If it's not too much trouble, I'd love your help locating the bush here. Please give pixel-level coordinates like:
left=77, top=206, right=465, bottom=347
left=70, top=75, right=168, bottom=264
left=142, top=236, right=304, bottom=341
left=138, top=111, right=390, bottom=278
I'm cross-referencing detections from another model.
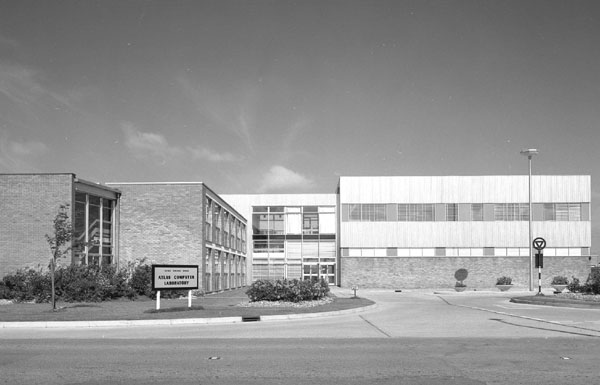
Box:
left=0, top=282, right=10, bottom=299
left=130, top=264, right=153, bottom=297
left=551, top=276, right=569, bottom=285
left=584, top=268, right=600, bottom=295
left=2, top=264, right=138, bottom=303
left=246, top=278, right=330, bottom=303
left=496, top=276, right=512, bottom=285
left=567, top=276, right=583, bottom=293
left=2, top=267, right=51, bottom=303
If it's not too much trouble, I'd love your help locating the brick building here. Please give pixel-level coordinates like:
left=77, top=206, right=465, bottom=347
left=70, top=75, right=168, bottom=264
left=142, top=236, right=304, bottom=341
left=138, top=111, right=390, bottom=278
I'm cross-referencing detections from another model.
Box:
left=1, top=173, right=594, bottom=290
left=106, top=182, right=247, bottom=292
left=0, top=175, right=247, bottom=293
left=0, top=173, right=120, bottom=274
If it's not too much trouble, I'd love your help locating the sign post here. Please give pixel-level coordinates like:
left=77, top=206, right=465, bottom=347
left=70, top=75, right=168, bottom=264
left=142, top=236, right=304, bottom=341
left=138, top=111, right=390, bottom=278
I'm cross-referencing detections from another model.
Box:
left=152, top=265, right=199, bottom=310
left=533, top=237, right=546, bottom=296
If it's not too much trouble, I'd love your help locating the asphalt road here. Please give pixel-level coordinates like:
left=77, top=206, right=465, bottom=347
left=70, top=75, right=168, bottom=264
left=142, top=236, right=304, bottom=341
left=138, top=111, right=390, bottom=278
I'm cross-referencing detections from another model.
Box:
left=2, top=289, right=600, bottom=385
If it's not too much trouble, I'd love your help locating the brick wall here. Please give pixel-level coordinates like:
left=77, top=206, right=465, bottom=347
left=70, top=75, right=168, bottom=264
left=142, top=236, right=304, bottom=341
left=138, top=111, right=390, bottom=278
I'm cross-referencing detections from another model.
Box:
left=340, top=256, right=593, bottom=289
left=0, top=174, right=74, bottom=277
left=113, top=183, right=205, bottom=269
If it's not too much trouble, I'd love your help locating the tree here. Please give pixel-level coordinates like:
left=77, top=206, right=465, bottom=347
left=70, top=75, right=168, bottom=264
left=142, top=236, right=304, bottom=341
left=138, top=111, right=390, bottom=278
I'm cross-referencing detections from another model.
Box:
left=45, top=204, right=73, bottom=310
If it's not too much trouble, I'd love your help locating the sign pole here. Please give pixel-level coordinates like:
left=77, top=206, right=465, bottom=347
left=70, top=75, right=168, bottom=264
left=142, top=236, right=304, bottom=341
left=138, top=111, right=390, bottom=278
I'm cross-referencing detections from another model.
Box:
left=188, top=290, right=192, bottom=308
left=538, top=265, right=542, bottom=295
left=156, top=290, right=161, bottom=310
left=533, top=238, right=546, bottom=297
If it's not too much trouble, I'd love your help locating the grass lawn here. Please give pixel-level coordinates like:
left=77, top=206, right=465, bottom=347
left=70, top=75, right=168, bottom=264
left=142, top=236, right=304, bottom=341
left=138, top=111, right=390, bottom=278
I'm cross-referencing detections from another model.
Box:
left=0, top=289, right=374, bottom=322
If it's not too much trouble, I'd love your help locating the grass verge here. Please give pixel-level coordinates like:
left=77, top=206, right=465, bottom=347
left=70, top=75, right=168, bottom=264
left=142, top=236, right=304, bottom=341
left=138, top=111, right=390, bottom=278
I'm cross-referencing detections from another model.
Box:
left=0, top=289, right=374, bottom=322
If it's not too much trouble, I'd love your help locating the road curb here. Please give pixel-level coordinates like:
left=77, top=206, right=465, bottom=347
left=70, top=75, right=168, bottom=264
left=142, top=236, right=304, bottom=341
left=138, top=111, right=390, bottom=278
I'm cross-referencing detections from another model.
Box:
left=0, top=303, right=377, bottom=329
left=510, top=296, right=600, bottom=309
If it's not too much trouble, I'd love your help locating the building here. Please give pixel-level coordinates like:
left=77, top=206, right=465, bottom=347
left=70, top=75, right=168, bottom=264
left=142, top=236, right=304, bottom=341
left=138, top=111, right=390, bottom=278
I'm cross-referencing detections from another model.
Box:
left=0, top=176, right=247, bottom=293
left=0, top=173, right=121, bottom=273
left=221, top=194, right=338, bottom=284
left=337, top=176, right=592, bottom=288
left=0, top=173, right=593, bottom=290
left=105, top=182, right=247, bottom=292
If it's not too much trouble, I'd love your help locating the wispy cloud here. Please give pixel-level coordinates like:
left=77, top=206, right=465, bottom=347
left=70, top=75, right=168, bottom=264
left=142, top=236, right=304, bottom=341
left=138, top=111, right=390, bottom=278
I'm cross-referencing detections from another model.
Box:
left=0, top=62, right=83, bottom=121
left=177, top=76, right=256, bottom=153
left=257, top=165, right=315, bottom=193
left=0, top=130, right=48, bottom=172
left=187, top=146, right=240, bottom=162
left=122, top=123, right=239, bottom=164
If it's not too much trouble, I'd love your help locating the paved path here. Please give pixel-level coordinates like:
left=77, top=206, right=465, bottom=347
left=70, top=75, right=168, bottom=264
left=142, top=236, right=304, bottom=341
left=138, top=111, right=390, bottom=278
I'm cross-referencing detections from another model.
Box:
left=2, top=288, right=599, bottom=339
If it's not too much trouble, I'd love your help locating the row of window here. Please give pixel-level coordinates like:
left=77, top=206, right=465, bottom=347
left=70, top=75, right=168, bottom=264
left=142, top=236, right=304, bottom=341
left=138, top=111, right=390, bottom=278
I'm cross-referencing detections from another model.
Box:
left=205, top=197, right=247, bottom=252
left=343, top=203, right=587, bottom=222
left=343, top=247, right=591, bottom=257
left=252, top=205, right=336, bottom=235
left=204, top=247, right=246, bottom=292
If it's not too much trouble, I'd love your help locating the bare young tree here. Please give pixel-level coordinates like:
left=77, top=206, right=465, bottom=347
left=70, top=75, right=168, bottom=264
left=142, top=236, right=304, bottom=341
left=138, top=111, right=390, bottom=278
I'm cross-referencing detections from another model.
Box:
left=45, top=204, right=73, bottom=311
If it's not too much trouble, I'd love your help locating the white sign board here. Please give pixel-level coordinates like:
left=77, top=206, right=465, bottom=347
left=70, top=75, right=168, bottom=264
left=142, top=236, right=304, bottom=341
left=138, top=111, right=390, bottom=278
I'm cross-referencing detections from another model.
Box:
left=152, top=265, right=199, bottom=290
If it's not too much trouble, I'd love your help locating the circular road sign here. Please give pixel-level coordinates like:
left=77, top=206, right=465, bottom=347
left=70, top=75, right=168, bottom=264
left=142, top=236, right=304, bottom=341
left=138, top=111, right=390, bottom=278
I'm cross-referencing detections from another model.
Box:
left=533, top=237, right=546, bottom=251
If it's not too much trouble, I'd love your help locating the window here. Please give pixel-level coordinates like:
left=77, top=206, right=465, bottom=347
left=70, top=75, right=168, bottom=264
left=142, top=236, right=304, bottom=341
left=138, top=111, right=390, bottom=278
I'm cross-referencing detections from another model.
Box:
left=348, top=204, right=361, bottom=221
left=361, top=204, right=386, bottom=221
left=494, top=204, right=529, bottom=221
left=471, top=204, right=483, bottom=221
left=543, top=203, right=581, bottom=221
left=398, top=204, right=434, bottom=221
left=270, top=213, right=284, bottom=234
left=344, top=204, right=386, bottom=221
left=252, top=213, right=269, bottom=235
left=73, top=192, right=115, bottom=266
left=446, top=204, right=458, bottom=221
left=303, top=212, right=319, bottom=234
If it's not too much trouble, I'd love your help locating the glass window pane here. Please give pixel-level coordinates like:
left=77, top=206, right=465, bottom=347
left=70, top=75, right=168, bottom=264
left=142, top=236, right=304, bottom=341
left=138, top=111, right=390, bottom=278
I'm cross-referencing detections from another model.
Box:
left=348, top=204, right=361, bottom=221
left=543, top=203, right=555, bottom=221
left=398, top=204, right=408, bottom=221
left=556, top=204, right=569, bottom=221
left=303, top=213, right=319, bottom=234
left=569, top=203, right=581, bottom=221
left=471, top=204, right=483, bottom=221
left=446, top=204, right=458, bottom=221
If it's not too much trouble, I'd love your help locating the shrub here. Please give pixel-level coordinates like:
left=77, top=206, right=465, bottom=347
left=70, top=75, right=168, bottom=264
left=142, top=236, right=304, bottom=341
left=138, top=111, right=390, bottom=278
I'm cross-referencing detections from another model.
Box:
left=246, top=278, right=330, bottom=303
left=2, top=268, right=50, bottom=303
left=2, top=264, right=140, bottom=303
left=454, top=268, right=468, bottom=287
left=584, top=268, right=600, bottom=295
left=0, top=282, right=10, bottom=299
left=130, top=264, right=153, bottom=297
left=496, top=276, right=512, bottom=285
left=567, top=276, right=583, bottom=293
left=551, top=276, right=568, bottom=285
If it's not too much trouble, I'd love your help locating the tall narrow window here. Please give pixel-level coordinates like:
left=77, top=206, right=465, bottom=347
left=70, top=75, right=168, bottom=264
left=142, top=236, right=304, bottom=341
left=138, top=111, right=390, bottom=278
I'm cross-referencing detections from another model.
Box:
left=446, top=204, right=458, bottom=221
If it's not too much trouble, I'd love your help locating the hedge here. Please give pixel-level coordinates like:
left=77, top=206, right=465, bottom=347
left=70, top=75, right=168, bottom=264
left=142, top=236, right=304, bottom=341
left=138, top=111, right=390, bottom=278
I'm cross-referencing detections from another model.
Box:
left=246, top=278, right=330, bottom=302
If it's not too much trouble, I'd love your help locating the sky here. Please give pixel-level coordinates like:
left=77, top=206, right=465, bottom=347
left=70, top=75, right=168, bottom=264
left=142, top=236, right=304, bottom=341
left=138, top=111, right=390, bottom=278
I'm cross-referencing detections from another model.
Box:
left=1, top=0, right=599, bottom=246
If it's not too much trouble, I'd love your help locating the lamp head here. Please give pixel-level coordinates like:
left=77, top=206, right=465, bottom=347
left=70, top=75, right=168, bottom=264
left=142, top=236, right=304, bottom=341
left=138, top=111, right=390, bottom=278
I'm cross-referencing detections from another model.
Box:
left=520, top=149, right=539, bottom=158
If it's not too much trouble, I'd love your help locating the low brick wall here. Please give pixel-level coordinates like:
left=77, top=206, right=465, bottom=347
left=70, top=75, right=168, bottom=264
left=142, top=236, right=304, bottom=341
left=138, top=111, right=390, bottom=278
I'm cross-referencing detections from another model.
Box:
left=340, top=256, right=592, bottom=289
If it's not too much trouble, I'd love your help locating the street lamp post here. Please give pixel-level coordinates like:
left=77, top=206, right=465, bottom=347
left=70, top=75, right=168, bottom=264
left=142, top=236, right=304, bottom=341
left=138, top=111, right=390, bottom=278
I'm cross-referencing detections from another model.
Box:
left=521, top=149, right=539, bottom=291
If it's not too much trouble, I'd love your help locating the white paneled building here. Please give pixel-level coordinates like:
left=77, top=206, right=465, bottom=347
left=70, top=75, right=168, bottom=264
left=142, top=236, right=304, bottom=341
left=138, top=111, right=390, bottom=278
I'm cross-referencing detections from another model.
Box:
left=338, top=175, right=592, bottom=288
